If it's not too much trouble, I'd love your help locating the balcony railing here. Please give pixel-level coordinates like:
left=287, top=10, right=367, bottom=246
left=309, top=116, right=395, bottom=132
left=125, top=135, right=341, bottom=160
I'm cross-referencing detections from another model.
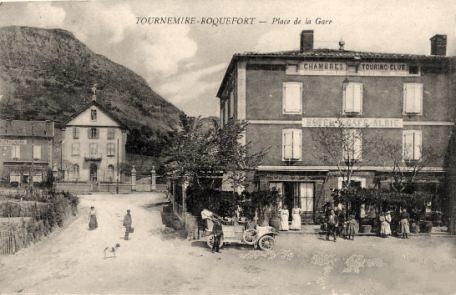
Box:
left=84, top=153, right=103, bottom=161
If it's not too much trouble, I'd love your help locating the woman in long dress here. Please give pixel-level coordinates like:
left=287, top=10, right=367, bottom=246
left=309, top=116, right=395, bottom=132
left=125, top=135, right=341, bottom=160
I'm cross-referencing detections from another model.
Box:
left=379, top=212, right=391, bottom=237
left=280, top=205, right=289, bottom=231
left=290, top=206, right=301, bottom=230
left=88, top=206, right=98, bottom=230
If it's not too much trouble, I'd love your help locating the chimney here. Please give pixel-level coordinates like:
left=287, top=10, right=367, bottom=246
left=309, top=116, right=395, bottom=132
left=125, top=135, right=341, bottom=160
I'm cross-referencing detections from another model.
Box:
left=300, top=30, right=314, bottom=52
left=430, top=34, right=447, bottom=56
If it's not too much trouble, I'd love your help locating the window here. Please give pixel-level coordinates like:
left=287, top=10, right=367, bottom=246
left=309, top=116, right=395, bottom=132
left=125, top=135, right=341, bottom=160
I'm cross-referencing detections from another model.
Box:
left=91, top=109, right=97, bottom=121
left=283, top=82, right=302, bottom=114
left=88, top=128, right=99, bottom=139
left=343, top=82, right=363, bottom=114
left=73, top=127, right=79, bottom=139
left=72, top=164, right=80, bottom=180
left=403, top=130, right=422, bottom=161
left=229, top=91, right=235, bottom=118
left=107, top=128, right=115, bottom=140
left=32, top=145, right=41, bottom=160
left=282, top=129, right=302, bottom=161
left=11, top=145, right=20, bottom=159
left=299, top=183, right=314, bottom=212
left=89, top=143, right=98, bottom=155
left=342, top=129, right=362, bottom=161
left=107, top=143, right=115, bottom=156
left=71, top=143, right=80, bottom=156
left=224, top=100, right=229, bottom=124
left=403, top=83, right=423, bottom=114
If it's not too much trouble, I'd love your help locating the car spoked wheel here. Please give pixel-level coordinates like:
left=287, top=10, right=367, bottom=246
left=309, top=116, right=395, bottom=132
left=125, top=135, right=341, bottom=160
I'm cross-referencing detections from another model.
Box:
left=258, top=235, right=275, bottom=251
left=242, top=229, right=257, bottom=245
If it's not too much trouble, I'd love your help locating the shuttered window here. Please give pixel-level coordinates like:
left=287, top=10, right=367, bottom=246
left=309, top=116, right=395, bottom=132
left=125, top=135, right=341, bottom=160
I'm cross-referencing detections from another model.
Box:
left=88, top=128, right=99, bottom=139
left=32, top=145, right=41, bottom=160
left=403, top=130, right=422, bottom=161
left=89, top=143, right=98, bottom=155
left=71, top=143, right=80, bottom=156
left=282, top=129, right=302, bottom=161
left=107, top=128, right=115, bottom=140
left=11, top=145, right=20, bottom=159
left=342, top=129, right=362, bottom=161
left=107, top=143, right=116, bottom=156
left=283, top=82, right=302, bottom=114
left=343, top=82, right=363, bottom=114
left=403, top=83, right=423, bottom=114
left=73, top=127, right=79, bottom=139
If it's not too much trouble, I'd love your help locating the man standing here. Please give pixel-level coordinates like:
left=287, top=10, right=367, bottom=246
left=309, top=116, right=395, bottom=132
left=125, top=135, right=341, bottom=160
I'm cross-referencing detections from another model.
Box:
left=326, top=209, right=338, bottom=242
left=123, top=209, right=132, bottom=240
left=212, top=219, right=223, bottom=253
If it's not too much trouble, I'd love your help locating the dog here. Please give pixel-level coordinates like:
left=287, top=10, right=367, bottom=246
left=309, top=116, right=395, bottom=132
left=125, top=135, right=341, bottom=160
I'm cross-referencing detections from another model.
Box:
left=103, top=243, right=120, bottom=258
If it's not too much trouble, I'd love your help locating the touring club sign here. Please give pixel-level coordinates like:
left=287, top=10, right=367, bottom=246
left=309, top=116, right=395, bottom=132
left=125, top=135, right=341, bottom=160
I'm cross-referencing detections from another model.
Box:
left=287, top=62, right=415, bottom=76
left=302, top=117, right=403, bottom=129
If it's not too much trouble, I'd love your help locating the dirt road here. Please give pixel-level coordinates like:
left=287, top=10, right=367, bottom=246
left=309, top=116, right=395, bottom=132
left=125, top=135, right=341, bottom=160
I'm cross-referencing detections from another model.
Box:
left=0, top=193, right=455, bottom=294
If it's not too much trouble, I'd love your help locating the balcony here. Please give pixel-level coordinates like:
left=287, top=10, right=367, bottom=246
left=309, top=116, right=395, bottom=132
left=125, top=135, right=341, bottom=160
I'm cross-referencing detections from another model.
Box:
left=84, top=153, right=103, bottom=161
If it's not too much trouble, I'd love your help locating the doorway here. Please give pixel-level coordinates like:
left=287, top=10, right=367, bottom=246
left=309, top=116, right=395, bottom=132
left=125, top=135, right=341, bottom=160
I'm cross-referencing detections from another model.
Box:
left=89, top=163, right=98, bottom=182
left=282, top=182, right=315, bottom=222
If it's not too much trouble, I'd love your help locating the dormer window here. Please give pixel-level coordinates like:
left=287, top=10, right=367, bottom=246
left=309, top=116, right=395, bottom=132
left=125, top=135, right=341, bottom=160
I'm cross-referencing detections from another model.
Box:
left=91, top=110, right=97, bottom=121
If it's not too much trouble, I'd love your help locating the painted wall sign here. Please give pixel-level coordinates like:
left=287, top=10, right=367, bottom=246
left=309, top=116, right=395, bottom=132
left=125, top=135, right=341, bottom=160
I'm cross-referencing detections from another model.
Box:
left=302, top=117, right=403, bottom=128
left=0, top=139, right=27, bottom=145
left=287, top=62, right=416, bottom=76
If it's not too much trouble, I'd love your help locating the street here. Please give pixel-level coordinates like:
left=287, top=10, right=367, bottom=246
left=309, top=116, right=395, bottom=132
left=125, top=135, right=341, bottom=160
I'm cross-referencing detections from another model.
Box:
left=0, top=192, right=455, bottom=295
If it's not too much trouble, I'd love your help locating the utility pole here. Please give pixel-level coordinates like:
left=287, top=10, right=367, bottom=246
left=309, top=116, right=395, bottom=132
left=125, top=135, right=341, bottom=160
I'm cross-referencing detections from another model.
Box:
left=30, top=123, right=34, bottom=190
left=116, top=138, right=119, bottom=194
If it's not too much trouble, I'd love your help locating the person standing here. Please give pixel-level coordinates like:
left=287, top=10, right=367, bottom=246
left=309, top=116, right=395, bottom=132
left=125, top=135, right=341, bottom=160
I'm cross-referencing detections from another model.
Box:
left=88, top=206, right=98, bottom=230
left=400, top=208, right=410, bottom=239
left=290, top=206, right=301, bottom=230
left=326, top=209, right=337, bottom=242
left=123, top=209, right=132, bottom=240
left=346, top=214, right=356, bottom=240
left=212, top=219, right=223, bottom=253
left=280, top=205, right=289, bottom=231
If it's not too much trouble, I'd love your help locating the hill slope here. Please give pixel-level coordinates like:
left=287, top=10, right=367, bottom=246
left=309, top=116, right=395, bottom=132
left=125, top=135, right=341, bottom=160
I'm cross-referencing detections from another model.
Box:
left=0, top=26, right=183, bottom=155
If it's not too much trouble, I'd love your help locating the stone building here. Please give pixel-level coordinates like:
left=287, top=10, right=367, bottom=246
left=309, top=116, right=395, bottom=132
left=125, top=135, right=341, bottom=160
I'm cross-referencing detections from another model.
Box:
left=0, top=119, right=54, bottom=184
left=217, top=30, right=453, bottom=223
left=60, top=97, right=127, bottom=184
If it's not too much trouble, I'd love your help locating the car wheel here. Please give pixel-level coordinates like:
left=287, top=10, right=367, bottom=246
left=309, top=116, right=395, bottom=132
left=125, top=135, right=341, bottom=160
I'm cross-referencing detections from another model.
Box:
left=258, top=235, right=275, bottom=251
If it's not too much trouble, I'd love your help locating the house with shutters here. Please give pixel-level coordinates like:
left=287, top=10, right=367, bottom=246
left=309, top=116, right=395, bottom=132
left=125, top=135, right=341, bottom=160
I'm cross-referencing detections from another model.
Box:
left=217, top=30, right=454, bottom=223
left=0, top=119, right=54, bottom=185
left=61, top=96, right=127, bottom=184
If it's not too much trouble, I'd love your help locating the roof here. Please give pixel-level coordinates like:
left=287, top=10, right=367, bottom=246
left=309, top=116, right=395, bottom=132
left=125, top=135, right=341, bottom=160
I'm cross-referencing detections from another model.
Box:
left=0, top=120, right=54, bottom=138
left=62, top=100, right=127, bottom=129
left=217, top=48, right=450, bottom=97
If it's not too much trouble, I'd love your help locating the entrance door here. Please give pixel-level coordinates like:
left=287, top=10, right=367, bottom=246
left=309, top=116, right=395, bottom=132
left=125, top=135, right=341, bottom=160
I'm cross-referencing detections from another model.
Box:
left=299, top=183, right=314, bottom=219
left=89, top=163, right=98, bottom=182
left=283, top=182, right=299, bottom=220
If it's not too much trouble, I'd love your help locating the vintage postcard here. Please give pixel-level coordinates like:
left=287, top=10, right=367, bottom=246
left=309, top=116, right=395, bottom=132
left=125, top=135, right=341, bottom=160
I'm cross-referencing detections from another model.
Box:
left=0, top=0, right=455, bottom=294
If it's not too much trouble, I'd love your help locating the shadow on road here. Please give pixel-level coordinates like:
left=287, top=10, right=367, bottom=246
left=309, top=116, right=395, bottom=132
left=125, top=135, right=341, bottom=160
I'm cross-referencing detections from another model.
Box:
left=142, top=201, right=170, bottom=211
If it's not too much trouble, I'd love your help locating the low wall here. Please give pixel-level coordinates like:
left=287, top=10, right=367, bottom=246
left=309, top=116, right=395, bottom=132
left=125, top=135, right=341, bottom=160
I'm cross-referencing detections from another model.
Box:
left=55, top=182, right=91, bottom=194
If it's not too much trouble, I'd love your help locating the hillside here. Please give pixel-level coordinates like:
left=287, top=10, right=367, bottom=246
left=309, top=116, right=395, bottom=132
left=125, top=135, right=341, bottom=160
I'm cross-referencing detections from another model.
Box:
left=0, top=26, right=184, bottom=155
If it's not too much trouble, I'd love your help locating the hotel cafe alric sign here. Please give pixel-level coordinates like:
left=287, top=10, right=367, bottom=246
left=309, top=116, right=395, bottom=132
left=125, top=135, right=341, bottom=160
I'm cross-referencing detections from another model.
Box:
left=302, top=117, right=404, bottom=129
left=286, top=61, right=418, bottom=76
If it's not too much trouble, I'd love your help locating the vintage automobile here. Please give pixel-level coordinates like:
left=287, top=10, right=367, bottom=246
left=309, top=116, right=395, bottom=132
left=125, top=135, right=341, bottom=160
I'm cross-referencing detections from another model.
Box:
left=201, top=209, right=278, bottom=251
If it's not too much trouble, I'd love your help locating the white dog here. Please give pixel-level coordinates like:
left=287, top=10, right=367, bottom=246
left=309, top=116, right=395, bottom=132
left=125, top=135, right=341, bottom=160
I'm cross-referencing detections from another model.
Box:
left=103, top=243, right=120, bottom=258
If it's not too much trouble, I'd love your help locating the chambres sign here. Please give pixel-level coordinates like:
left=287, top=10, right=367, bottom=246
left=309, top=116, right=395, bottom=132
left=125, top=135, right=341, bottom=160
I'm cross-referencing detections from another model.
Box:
left=287, top=62, right=414, bottom=76
left=302, top=117, right=403, bottom=128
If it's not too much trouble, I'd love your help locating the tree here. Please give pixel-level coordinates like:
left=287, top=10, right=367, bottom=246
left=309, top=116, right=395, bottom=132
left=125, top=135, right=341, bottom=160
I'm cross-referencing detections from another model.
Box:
left=376, top=137, right=439, bottom=192
left=311, top=118, right=377, bottom=190
left=164, top=114, right=267, bottom=190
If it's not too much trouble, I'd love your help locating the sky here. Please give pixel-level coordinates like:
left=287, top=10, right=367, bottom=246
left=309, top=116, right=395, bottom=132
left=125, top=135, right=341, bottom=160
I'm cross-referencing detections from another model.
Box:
left=0, top=0, right=455, bottom=117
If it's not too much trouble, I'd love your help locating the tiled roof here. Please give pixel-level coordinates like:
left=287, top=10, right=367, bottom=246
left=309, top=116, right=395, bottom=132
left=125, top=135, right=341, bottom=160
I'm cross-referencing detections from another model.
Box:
left=0, top=120, right=54, bottom=137
left=235, top=48, right=449, bottom=61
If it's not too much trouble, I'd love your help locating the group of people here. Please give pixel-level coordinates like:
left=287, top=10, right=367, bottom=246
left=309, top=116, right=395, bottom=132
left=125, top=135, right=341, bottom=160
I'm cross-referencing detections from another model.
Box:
left=325, top=209, right=357, bottom=242
left=379, top=208, right=411, bottom=239
left=323, top=206, right=411, bottom=241
left=279, top=205, right=302, bottom=231
left=88, top=206, right=134, bottom=240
